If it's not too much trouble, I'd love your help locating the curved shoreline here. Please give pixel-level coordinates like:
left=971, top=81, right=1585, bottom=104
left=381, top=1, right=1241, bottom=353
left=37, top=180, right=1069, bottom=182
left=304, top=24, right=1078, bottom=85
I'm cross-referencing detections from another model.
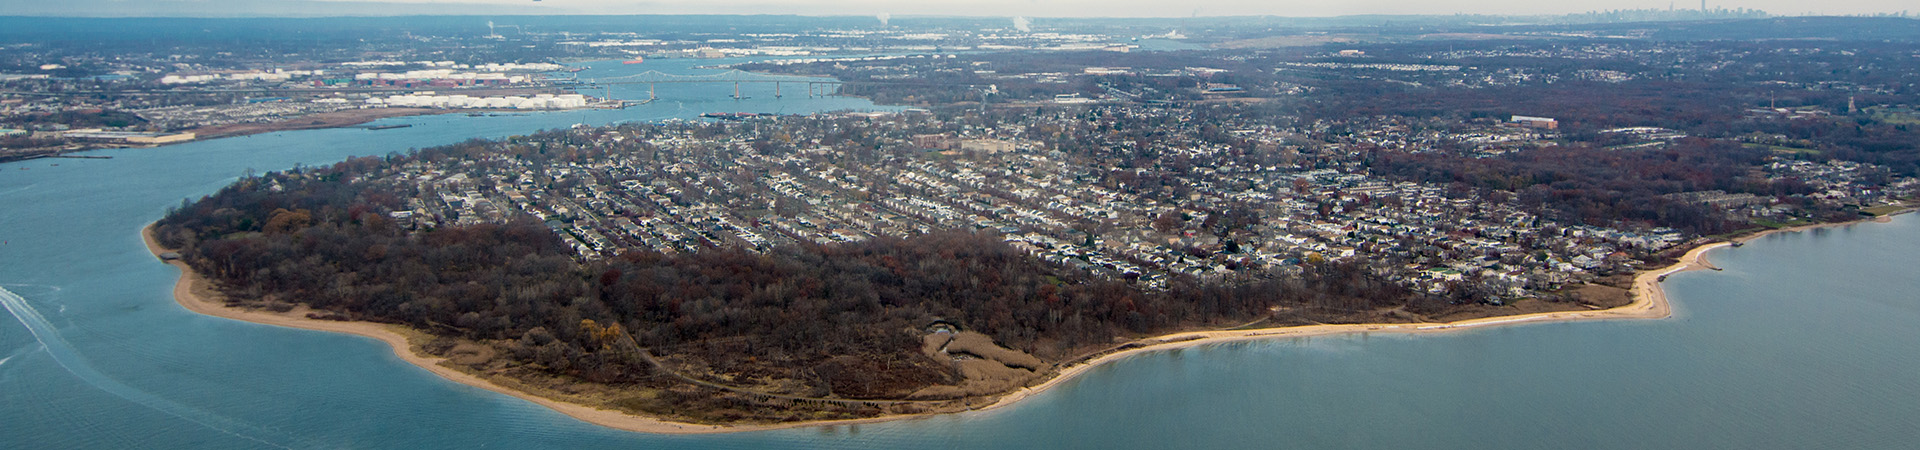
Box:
left=142, top=213, right=1898, bottom=434
left=144, top=224, right=755, bottom=435
left=978, top=238, right=1711, bottom=414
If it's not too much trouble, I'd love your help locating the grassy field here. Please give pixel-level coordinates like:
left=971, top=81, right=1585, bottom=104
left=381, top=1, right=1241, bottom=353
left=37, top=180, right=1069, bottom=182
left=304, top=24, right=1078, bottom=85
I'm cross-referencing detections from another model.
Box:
left=1864, top=106, right=1920, bottom=125
left=1742, top=143, right=1821, bottom=155
left=1861, top=204, right=1912, bottom=216
left=1749, top=218, right=1813, bottom=229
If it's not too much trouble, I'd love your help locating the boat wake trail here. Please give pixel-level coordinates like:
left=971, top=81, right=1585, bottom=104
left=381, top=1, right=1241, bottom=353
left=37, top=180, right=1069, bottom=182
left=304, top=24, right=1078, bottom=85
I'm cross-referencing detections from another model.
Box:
left=0, top=286, right=312, bottom=449
left=0, top=184, right=34, bottom=197
left=0, top=338, right=39, bottom=371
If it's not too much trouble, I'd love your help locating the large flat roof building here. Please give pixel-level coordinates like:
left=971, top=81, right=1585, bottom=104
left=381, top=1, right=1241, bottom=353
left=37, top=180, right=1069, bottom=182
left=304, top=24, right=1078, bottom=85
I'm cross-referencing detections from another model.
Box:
left=1510, top=115, right=1558, bottom=130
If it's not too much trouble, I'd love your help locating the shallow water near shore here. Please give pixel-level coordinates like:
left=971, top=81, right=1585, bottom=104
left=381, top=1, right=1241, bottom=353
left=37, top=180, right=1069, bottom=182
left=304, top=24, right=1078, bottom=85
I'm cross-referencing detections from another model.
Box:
left=4, top=60, right=1920, bottom=448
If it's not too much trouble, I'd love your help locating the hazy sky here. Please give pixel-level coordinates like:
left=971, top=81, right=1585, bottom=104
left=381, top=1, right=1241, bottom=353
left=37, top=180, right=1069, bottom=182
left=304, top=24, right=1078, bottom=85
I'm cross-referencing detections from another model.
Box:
left=2, top=0, right=1910, bottom=17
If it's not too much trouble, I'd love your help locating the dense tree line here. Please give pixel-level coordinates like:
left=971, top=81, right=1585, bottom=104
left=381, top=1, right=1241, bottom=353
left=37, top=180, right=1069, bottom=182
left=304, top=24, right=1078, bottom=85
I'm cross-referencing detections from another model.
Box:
left=1, top=108, right=148, bottom=130
left=153, top=146, right=1433, bottom=407
left=1365, top=139, right=1837, bottom=234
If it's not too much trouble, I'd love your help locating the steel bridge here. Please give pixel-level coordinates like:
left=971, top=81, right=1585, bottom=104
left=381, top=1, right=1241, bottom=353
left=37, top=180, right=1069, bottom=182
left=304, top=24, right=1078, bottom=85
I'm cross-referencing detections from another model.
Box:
left=557, top=69, right=849, bottom=100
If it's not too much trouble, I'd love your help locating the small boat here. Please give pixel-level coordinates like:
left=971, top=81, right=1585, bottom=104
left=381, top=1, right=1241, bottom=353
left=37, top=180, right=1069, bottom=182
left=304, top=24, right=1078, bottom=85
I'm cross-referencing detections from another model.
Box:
left=367, top=124, right=413, bottom=130
left=622, top=57, right=645, bottom=65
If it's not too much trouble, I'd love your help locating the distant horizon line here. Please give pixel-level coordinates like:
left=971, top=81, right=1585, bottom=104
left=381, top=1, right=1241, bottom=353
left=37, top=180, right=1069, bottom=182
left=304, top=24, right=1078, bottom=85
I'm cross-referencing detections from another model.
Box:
left=12, top=11, right=1902, bottom=21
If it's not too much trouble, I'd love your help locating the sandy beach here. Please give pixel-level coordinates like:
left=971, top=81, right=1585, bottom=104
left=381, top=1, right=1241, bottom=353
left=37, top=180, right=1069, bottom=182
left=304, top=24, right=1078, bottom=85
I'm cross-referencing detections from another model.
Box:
left=1731, top=211, right=1906, bottom=244
left=977, top=238, right=1719, bottom=413
left=143, top=224, right=768, bottom=434
left=142, top=211, right=1901, bottom=434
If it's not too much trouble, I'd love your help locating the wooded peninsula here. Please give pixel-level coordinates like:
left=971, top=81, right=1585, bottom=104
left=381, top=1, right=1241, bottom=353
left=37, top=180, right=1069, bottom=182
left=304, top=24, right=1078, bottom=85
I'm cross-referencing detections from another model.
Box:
left=148, top=105, right=1914, bottom=427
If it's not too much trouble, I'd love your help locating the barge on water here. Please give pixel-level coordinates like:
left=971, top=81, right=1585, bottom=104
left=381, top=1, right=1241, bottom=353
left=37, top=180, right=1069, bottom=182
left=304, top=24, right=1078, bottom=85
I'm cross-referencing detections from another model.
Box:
left=700, top=112, right=763, bottom=121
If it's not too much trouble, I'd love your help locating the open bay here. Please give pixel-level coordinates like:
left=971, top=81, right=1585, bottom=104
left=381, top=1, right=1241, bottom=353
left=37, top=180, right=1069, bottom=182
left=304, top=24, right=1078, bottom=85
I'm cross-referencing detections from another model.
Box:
left=3, top=58, right=1918, bottom=449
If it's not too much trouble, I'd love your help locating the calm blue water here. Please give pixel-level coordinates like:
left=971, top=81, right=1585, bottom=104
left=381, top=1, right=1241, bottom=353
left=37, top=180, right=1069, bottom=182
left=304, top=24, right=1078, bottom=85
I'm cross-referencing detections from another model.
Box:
left=4, top=59, right=1920, bottom=448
